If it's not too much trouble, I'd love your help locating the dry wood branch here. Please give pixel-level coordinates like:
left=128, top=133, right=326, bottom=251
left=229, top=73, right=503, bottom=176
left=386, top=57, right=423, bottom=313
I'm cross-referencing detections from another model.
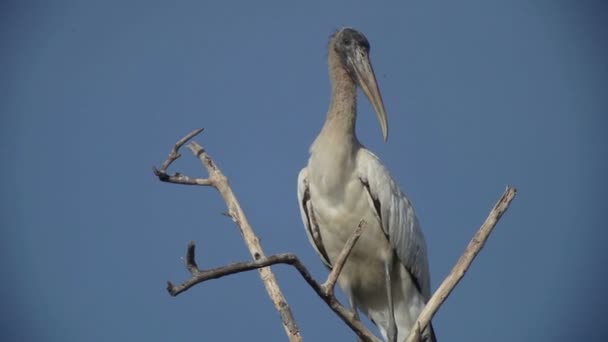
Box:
left=167, top=228, right=382, bottom=342
left=152, top=128, right=212, bottom=186
left=154, top=130, right=300, bottom=342
left=321, top=220, right=365, bottom=297
left=405, top=186, right=517, bottom=342
left=185, top=141, right=301, bottom=340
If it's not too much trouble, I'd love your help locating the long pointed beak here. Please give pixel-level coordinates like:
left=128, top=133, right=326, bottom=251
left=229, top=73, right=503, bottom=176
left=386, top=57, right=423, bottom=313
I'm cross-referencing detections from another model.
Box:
left=350, top=50, right=389, bottom=142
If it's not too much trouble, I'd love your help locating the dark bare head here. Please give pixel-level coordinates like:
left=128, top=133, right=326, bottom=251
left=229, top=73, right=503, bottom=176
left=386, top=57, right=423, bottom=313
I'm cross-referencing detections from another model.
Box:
left=329, top=28, right=388, bottom=141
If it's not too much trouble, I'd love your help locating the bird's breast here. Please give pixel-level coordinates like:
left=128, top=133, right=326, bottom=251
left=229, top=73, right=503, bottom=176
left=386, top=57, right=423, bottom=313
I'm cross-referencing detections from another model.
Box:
left=309, top=173, right=392, bottom=295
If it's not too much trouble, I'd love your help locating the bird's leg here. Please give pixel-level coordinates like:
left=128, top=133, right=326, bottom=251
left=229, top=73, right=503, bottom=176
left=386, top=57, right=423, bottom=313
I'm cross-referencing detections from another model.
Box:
left=348, top=295, right=364, bottom=342
left=385, top=261, right=397, bottom=342
left=348, top=295, right=360, bottom=321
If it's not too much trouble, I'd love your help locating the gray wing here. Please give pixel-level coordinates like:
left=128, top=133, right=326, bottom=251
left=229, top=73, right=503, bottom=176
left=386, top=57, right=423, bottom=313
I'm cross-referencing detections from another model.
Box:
left=297, top=167, right=332, bottom=269
left=356, top=149, right=432, bottom=300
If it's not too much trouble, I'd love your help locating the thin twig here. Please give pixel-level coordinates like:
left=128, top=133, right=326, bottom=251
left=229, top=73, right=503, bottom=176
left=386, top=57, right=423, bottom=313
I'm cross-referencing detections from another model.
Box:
left=160, top=128, right=203, bottom=171
left=166, top=248, right=294, bottom=296
left=405, top=186, right=517, bottom=342
left=322, top=220, right=365, bottom=297
left=153, top=128, right=212, bottom=186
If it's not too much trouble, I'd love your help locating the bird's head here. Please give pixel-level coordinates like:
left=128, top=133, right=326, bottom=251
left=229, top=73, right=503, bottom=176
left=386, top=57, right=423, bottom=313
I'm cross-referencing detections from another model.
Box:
left=331, top=28, right=388, bottom=142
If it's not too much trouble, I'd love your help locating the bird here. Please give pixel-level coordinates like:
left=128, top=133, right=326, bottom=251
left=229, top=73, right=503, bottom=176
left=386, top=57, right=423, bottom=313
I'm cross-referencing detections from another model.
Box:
left=297, top=27, right=436, bottom=342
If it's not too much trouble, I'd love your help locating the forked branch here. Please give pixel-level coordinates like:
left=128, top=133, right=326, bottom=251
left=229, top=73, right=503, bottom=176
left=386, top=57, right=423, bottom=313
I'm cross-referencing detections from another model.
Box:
left=167, top=221, right=381, bottom=342
left=154, top=129, right=300, bottom=342
left=153, top=128, right=211, bottom=186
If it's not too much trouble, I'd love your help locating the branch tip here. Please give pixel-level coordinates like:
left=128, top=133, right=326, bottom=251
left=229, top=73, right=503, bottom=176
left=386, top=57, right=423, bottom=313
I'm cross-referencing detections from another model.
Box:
left=322, top=220, right=365, bottom=292
left=166, top=281, right=177, bottom=296
left=405, top=187, right=517, bottom=342
left=185, top=242, right=199, bottom=272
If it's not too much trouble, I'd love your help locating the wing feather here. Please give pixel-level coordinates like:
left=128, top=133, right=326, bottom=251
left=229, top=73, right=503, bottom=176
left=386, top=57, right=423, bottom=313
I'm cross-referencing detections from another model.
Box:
left=297, top=167, right=332, bottom=269
left=356, top=150, right=432, bottom=300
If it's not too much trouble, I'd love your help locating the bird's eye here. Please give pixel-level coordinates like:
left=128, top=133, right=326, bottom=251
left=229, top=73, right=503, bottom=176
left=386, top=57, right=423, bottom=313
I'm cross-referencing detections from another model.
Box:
left=342, top=38, right=352, bottom=46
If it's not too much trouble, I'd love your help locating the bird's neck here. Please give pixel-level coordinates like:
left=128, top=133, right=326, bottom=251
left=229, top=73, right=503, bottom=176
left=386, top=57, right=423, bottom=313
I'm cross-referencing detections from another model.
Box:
left=310, top=58, right=360, bottom=179
left=317, top=57, right=358, bottom=147
left=308, top=52, right=361, bottom=191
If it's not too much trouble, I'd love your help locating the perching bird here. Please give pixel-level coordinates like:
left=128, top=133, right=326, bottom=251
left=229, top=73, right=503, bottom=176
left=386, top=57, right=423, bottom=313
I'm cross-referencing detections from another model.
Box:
left=297, top=28, right=436, bottom=342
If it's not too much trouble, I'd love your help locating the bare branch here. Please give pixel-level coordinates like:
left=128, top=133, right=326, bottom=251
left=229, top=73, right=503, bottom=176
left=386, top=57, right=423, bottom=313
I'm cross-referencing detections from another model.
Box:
left=157, top=136, right=301, bottom=341
left=153, top=128, right=212, bottom=186
left=405, top=186, right=517, bottom=342
left=156, top=128, right=204, bottom=173
left=167, top=239, right=382, bottom=342
left=322, top=220, right=365, bottom=297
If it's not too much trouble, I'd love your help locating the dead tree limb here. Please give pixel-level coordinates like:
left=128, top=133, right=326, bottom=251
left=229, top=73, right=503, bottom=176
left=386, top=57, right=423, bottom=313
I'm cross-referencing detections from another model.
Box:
left=154, top=129, right=301, bottom=342
left=405, top=186, right=517, bottom=342
left=153, top=128, right=212, bottom=186
left=166, top=222, right=382, bottom=342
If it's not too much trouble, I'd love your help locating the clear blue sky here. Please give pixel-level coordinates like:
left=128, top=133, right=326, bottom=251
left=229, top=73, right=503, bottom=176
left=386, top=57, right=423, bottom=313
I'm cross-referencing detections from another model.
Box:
left=2, top=1, right=607, bottom=341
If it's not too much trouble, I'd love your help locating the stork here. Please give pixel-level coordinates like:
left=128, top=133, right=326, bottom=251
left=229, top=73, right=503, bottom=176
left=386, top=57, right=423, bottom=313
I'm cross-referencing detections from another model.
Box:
left=297, top=28, right=436, bottom=342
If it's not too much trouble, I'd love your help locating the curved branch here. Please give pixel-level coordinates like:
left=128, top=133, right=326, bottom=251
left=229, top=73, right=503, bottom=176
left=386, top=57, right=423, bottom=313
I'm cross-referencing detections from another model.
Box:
left=152, top=128, right=211, bottom=186
left=167, top=225, right=382, bottom=342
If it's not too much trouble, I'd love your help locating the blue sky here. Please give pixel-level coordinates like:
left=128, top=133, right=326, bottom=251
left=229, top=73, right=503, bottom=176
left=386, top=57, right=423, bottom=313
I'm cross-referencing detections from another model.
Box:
left=2, top=1, right=607, bottom=341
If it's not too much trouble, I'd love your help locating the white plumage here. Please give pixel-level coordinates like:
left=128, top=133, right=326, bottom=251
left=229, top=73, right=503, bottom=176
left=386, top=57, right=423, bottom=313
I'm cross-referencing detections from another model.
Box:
left=297, top=28, right=436, bottom=342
